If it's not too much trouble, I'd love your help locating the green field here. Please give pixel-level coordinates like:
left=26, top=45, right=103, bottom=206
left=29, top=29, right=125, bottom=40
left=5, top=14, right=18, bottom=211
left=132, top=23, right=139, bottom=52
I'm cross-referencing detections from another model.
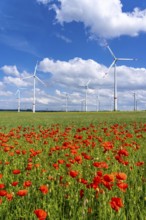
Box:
left=0, top=111, right=146, bottom=219
left=1, top=111, right=146, bottom=126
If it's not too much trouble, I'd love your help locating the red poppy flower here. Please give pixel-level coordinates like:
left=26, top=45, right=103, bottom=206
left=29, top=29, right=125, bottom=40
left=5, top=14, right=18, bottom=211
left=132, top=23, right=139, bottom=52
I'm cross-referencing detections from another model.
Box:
left=11, top=181, right=19, bottom=186
left=6, top=193, right=13, bottom=201
left=117, top=182, right=128, bottom=192
left=135, top=161, right=144, bottom=166
left=69, top=170, right=79, bottom=178
left=74, top=155, right=82, bottom=164
left=23, top=180, right=32, bottom=188
left=0, top=190, right=7, bottom=196
left=102, top=181, right=113, bottom=190
left=93, top=161, right=108, bottom=169
left=17, top=189, right=28, bottom=196
left=102, top=141, right=114, bottom=152
left=110, top=197, right=123, bottom=212
left=34, top=209, right=47, bottom=220
left=97, top=171, right=102, bottom=177
left=58, top=159, right=65, bottom=164
left=78, top=178, right=88, bottom=184
left=93, top=176, right=102, bottom=185
left=15, top=150, right=21, bottom=154
left=103, top=174, right=114, bottom=182
left=53, top=163, right=59, bottom=170
left=39, top=185, right=48, bottom=194
left=0, top=184, right=5, bottom=189
left=12, top=169, right=21, bottom=174
left=80, top=189, right=84, bottom=198
left=118, top=149, right=129, bottom=156
left=116, top=172, right=127, bottom=181
left=66, top=163, right=71, bottom=168
left=22, top=150, right=27, bottom=155
left=83, top=154, right=91, bottom=160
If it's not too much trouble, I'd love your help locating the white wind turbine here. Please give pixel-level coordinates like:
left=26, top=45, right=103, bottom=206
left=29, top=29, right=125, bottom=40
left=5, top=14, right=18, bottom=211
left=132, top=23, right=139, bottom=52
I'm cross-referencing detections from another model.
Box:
left=84, top=80, right=91, bottom=112
left=96, top=89, right=100, bottom=112
left=22, top=62, right=46, bottom=113
left=133, top=91, right=137, bottom=111
left=15, top=89, right=21, bottom=112
left=105, top=45, right=136, bottom=111
left=65, top=93, right=69, bottom=112
left=15, top=88, right=25, bottom=112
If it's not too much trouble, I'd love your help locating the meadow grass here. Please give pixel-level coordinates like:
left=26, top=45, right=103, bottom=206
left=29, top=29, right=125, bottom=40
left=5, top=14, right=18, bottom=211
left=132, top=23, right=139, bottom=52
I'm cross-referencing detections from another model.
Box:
left=1, top=111, right=146, bottom=127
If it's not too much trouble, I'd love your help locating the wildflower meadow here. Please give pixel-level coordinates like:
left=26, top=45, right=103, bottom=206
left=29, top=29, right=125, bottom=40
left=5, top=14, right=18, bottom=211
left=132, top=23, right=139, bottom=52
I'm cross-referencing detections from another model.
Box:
left=0, top=111, right=145, bottom=220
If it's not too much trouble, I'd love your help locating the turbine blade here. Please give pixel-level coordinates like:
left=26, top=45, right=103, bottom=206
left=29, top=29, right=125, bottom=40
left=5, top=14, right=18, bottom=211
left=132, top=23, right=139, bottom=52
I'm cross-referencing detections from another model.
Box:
left=34, top=61, right=38, bottom=76
left=118, top=58, right=136, bottom=61
left=15, top=90, right=19, bottom=95
left=103, top=60, right=116, bottom=78
left=107, top=45, right=116, bottom=59
left=86, top=79, right=91, bottom=86
left=107, top=60, right=116, bottom=73
left=21, top=75, right=33, bottom=80
left=36, top=76, right=46, bottom=86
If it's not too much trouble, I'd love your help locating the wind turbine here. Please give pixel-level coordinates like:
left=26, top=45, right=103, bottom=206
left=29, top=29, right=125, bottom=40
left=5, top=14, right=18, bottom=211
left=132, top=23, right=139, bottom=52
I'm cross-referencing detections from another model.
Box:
left=15, top=89, right=20, bottom=112
left=65, top=93, right=69, bottom=112
left=22, top=62, right=46, bottom=113
left=105, top=45, right=136, bottom=111
left=133, top=91, right=137, bottom=111
left=96, top=88, right=101, bottom=112
left=84, top=80, right=91, bottom=112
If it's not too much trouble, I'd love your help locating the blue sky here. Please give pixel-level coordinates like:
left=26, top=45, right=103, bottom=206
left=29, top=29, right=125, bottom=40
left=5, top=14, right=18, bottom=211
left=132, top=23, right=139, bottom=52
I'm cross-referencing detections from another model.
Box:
left=0, top=0, right=146, bottom=111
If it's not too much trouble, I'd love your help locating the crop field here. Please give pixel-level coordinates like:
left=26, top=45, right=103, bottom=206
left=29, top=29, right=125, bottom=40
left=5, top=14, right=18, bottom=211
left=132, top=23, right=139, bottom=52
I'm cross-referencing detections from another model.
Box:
left=0, top=111, right=146, bottom=220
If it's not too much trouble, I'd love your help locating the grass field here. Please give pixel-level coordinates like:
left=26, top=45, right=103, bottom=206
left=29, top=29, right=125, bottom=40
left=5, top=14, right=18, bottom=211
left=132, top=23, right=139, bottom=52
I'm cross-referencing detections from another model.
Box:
left=1, top=111, right=146, bottom=126
left=0, top=111, right=146, bottom=219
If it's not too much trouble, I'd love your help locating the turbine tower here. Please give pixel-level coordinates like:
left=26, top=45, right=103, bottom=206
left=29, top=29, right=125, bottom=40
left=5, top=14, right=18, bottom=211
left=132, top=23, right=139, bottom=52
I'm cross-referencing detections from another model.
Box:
left=22, top=62, right=46, bottom=113
left=105, top=45, right=136, bottom=111
left=15, top=89, right=20, bottom=112
left=85, top=80, right=90, bottom=112
left=65, top=93, right=69, bottom=112
left=96, top=88, right=100, bottom=112
left=133, top=92, right=136, bottom=111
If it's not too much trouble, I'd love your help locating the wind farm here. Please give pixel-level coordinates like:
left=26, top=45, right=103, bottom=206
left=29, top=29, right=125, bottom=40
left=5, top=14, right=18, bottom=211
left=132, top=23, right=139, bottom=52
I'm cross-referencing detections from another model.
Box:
left=0, top=2, right=146, bottom=220
left=0, top=0, right=146, bottom=113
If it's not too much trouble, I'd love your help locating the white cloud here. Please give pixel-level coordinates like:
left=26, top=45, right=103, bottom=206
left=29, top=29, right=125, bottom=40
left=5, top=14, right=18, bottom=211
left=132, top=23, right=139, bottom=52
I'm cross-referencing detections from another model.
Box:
left=38, top=57, right=105, bottom=88
left=0, top=91, right=12, bottom=96
left=3, top=76, right=29, bottom=87
left=56, top=33, right=72, bottom=43
left=55, top=89, right=62, bottom=96
left=51, top=0, right=146, bottom=38
left=1, top=65, right=20, bottom=77
left=36, top=0, right=50, bottom=4
left=38, top=57, right=146, bottom=91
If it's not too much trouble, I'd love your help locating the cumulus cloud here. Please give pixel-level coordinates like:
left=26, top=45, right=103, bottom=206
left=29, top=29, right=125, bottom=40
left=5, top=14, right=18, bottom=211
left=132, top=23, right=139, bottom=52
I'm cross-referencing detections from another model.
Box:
left=50, top=0, right=146, bottom=38
left=3, top=76, right=30, bottom=87
left=38, top=57, right=146, bottom=91
left=1, top=65, right=20, bottom=77
left=38, top=57, right=106, bottom=88
left=0, top=91, right=13, bottom=96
